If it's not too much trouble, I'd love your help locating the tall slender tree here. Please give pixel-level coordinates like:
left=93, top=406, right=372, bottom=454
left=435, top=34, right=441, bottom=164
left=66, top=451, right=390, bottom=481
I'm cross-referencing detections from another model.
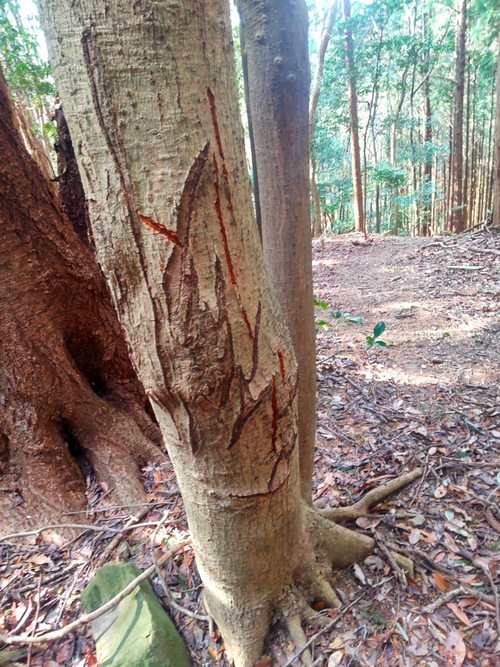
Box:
left=342, top=0, right=365, bottom=235
left=450, top=0, right=467, bottom=233
left=237, top=0, right=317, bottom=503
left=493, top=38, right=500, bottom=227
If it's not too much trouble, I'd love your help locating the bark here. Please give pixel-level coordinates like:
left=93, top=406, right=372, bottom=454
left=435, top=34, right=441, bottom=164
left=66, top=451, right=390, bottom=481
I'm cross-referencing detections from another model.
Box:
left=38, top=1, right=373, bottom=664
left=450, top=0, right=467, bottom=233
left=54, top=105, right=92, bottom=247
left=236, top=0, right=317, bottom=503
left=342, top=0, right=365, bottom=235
left=0, top=68, right=163, bottom=534
left=421, top=19, right=433, bottom=237
left=493, top=40, right=500, bottom=227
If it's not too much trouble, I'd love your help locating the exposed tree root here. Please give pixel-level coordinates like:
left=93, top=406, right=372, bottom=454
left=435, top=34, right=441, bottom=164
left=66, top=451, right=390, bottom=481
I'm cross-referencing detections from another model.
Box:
left=319, top=468, right=422, bottom=522
left=201, top=502, right=376, bottom=667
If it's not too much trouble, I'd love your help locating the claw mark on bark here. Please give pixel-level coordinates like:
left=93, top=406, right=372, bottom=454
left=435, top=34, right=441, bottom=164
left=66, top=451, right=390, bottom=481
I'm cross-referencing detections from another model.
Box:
left=138, top=213, right=182, bottom=246
left=206, top=87, right=235, bottom=220
left=268, top=433, right=297, bottom=492
left=176, top=142, right=210, bottom=244
left=228, top=383, right=272, bottom=450
left=212, top=153, right=237, bottom=284
left=227, top=473, right=290, bottom=499
left=270, top=376, right=278, bottom=453
left=277, top=350, right=286, bottom=381
left=249, top=301, right=261, bottom=381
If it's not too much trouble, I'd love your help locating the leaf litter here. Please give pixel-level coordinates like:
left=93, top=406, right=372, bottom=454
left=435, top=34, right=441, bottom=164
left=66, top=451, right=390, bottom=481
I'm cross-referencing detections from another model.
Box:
left=1, top=229, right=499, bottom=666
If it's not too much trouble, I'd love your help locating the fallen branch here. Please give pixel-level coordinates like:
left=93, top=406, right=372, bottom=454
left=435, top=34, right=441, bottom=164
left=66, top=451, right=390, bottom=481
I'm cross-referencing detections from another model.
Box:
left=423, top=240, right=500, bottom=257
left=0, top=521, right=167, bottom=543
left=320, top=468, right=422, bottom=521
left=0, top=540, right=191, bottom=646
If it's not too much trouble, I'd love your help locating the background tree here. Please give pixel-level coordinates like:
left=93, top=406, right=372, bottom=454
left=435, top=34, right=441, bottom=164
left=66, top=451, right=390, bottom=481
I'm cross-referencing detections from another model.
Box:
left=237, top=0, right=317, bottom=503
left=342, top=0, right=365, bottom=234
left=493, top=37, right=500, bottom=226
left=449, top=0, right=467, bottom=233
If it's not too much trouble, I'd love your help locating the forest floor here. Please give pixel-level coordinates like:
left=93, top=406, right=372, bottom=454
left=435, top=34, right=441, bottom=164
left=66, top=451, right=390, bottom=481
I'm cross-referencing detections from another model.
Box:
left=1, top=229, right=499, bottom=667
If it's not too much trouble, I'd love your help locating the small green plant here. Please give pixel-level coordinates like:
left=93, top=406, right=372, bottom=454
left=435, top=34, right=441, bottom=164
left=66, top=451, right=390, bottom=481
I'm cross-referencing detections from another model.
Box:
left=365, top=321, right=387, bottom=347
left=314, top=296, right=362, bottom=333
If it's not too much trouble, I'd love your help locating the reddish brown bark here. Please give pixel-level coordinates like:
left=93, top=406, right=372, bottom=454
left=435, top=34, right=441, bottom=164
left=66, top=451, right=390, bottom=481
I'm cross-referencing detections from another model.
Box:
left=0, top=69, right=162, bottom=534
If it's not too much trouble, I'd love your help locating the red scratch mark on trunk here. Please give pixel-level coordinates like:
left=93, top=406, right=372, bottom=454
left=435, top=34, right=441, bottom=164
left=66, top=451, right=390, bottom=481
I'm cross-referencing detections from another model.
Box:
left=212, top=154, right=236, bottom=284
left=206, top=87, right=225, bottom=160
left=270, top=376, right=278, bottom=453
left=212, top=154, right=254, bottom=340
left=206, top=87, right=235, bottom=221
left=138, top=213, right=182, bottom=247
left=277, top=351, right=286, bottom=381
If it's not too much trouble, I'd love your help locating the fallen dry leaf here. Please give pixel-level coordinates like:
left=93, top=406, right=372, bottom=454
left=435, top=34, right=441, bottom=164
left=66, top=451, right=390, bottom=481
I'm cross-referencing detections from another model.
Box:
left=443, top=628, right=466, bottom=666
left=434, top=485, right=448, bottom=498
left=433, top=572, right=452, bottom=592
left=447, top=602, right=471, bottom=627
left=409, top=528, right=421, bottom=545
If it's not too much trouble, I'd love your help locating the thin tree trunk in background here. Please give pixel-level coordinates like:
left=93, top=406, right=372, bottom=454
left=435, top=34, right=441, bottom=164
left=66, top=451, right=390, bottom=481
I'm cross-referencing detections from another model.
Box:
left=240, top=23, right=262, bottom=240
left=362, top=17, right=385, bottom=231
left=421, top=11, right=433, bottom=236
left=469, top=69, right=478, bottom=227
left=484, top=79, right=495, bottom=217
left=342, top=0, right=365, bottom=235
left=309, top=1, right=339, bottom=238
left=464, top=64, right=471, bottom=228
left=493, top=40, right=500, bottom=226
left=450, top=0, right=467, bottom=233
left=237, top=0, right=317, bottom=504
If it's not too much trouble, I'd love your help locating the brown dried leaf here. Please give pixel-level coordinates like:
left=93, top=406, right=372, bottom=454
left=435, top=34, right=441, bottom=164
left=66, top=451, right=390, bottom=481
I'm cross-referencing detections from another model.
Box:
left=433, top=572, right=452, bottom=592
left=443, top=628, right=466, bottom=666
left=434, top=485, right=448, bottom=498
left=446, top=602, right=471, bottom=627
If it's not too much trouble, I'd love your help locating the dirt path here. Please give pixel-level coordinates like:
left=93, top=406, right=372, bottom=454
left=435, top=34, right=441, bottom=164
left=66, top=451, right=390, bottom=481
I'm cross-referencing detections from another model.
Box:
left=307, top=231, right=500, bottom=667
left=313, top=233, right=500, bottom=387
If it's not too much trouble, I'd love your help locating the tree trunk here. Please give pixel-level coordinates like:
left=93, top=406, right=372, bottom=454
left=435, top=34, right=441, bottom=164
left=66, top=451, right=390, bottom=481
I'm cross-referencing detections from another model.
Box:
left=342, top=0, right=365, bottom=235
left=0, top=68, right=162, bottom=534
left=421, top=12, right=432, bottom=236
left=310, top=1, right=339, bottom=238
left=494, top=40, right=500, bottom=226
left=39, top=1, right=372, bottom=664
left=237, top=0, right=318, bottom=503
left=450, top=0, right=467, bottom=233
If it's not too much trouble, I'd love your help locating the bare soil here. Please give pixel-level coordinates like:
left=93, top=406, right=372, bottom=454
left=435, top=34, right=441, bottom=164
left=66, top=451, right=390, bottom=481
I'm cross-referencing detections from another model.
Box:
left=1, top=231, right=499, bottom=667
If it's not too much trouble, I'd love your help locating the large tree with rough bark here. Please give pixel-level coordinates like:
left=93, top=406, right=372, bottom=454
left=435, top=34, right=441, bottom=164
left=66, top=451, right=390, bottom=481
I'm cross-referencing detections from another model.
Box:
left=0, top=66, right=163, bottom=532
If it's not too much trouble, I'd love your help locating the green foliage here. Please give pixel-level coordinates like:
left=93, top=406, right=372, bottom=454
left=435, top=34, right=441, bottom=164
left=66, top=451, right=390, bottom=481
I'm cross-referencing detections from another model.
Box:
left=314, top=296, right=363, bottom=333
left=365, top=321, right=387, bottom=347
left=0, top=0, right=55, bottom=141
left=310, top=0, right=498, bottom=235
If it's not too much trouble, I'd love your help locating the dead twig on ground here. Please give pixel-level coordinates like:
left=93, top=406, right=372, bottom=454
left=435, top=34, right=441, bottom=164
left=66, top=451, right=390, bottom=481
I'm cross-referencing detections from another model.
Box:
left=320, top=468, right=422, bottom=521
left=0, top=540, right=191, bottom=646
